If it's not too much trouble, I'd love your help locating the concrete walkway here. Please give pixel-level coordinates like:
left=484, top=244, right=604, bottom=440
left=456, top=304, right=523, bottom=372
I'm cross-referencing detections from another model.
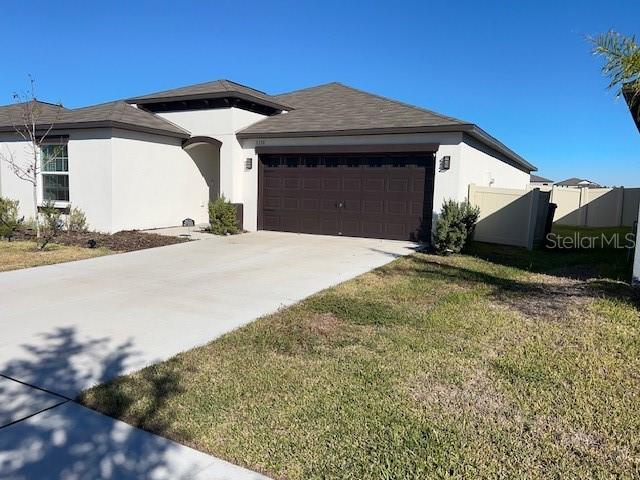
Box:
left=1, top=231, right=415, bottom=479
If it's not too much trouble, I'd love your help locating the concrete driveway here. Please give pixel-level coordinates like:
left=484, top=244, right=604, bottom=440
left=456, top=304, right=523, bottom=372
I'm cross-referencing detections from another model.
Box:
left=0, top=231, right=415, bottom=479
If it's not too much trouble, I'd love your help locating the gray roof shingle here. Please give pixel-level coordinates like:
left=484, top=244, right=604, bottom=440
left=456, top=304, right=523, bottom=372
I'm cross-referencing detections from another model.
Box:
left=0, top=100, right=69, bottom=128
left=530, top=174, right=552, bottom=183
left=239, top=82, right=469, bottom=136
left=0, top=100, right=190, bottom=138
left=126, top=79, right=291, bottom=111
left=555, top=178, right=601, bottom=188
left=238, top=82, right=534, bottom=172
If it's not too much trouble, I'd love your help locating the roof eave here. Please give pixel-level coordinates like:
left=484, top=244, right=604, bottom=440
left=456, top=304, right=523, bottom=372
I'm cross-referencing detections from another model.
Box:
left=127, top=91, right=292, bottom=112
left=0, top=121, right=190, bottom=139
left=237, top=124, right=535, bottom=172
left=237, top=124, right=475, bottom=139
left=466, top=126, right=536, bottom=172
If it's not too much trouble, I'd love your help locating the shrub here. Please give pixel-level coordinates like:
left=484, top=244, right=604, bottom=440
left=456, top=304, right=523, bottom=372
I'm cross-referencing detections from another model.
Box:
left=38, top=201, right=64, bottom=249
left=67, top=206, right=88, bottom=232
left=208, top=196, right=239, bottom=235
left=0, top=197, right=22, bottom=240
left=434, top=200, right=480, bottom=254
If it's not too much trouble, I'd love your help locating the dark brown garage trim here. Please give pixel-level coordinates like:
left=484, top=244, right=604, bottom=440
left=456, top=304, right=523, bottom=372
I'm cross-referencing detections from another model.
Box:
left=255, top=143, right=439, bottom=155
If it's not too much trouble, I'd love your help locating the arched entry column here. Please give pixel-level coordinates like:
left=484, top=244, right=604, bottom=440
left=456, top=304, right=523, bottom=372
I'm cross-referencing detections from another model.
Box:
left=182, top=136, right=222, bottom=203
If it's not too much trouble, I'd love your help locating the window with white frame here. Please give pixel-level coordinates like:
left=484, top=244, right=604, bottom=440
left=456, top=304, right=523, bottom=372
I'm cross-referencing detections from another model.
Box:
left=41, top=144, right=69, bottom=202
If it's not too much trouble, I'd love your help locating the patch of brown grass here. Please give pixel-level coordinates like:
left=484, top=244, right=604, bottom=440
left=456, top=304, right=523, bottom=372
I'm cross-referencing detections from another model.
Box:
left=0, top=240, right=111, bottom=272
left=409, top=368, right=507, bottom=419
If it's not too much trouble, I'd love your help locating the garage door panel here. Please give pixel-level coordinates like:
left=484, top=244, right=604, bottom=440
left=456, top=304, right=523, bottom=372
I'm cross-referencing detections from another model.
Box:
left=410, top=201, right=425, bottom=215
left=262, top=215, right=281, bottom=229
left=361, top=221, right=385, bottom=237
left=265, top=177, right=282, bottom=189
left=260, top=152, right=434, bottom=241
left=303, top=178, right=322, bottom=190
left=282, top=198, right=299, bottom=209
left=343, top=178, right=362, bottom=192
left=387, top=200, right=408, bottom=215
left=283, top=178, right=301, bottom=189
left=302, top=198, right=320, bottom=210
left=384, top=223, right=407, bottom=238
left=363, top=200, right=383, bottom=214
left=388, top=178, right=409, bottom=192
left=363, top=177, right=386, bottom=192
left=322, top=178, right=341, bottom=190
left=264, top=196, right=282, bottom=209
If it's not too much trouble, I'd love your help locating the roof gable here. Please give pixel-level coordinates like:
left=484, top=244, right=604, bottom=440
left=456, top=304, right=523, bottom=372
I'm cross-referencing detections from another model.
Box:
left=125, top=79, right=291, bottom=111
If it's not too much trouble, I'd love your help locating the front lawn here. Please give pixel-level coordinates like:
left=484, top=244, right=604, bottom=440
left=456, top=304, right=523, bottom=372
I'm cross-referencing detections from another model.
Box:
left=1, top=230, right=189, bottom=272
left=0, top=240, right=111, bottom=272
left=80, top=244, right=640, bottom=479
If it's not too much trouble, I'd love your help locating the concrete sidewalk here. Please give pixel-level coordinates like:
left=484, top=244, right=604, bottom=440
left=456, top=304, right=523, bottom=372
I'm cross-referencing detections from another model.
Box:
left=0, top=376, right=268, bottom=480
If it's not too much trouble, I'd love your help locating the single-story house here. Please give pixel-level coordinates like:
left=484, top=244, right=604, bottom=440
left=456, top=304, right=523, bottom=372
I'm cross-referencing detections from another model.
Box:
left=529, top=174, right=553, bottom=191
left=0, top=80, right=535, bottom=241
left=555, top=177, right=602, bottom=189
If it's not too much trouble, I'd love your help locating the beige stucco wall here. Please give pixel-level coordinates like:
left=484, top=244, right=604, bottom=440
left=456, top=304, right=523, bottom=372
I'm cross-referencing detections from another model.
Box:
left=110, top=129, right=211, bottom=231
left=157, top=107, right=267, bottom=206
left=0, top=129, right=114, bottom=231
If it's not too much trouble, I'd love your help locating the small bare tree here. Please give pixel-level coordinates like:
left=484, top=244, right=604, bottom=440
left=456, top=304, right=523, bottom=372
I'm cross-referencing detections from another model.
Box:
left=0, top=76, right=64, bottom=238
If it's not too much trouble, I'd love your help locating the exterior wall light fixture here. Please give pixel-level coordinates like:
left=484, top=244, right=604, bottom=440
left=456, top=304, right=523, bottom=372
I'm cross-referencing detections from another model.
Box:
left=245, top=158, right=253, bottom=170
left=440, top=156, right=451, bottom=170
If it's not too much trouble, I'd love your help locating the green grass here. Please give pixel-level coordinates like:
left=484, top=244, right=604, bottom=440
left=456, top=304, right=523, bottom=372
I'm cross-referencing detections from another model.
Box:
left=0, top=240, right=111, bottom=272
left=80, top=245, right=640, bottom=479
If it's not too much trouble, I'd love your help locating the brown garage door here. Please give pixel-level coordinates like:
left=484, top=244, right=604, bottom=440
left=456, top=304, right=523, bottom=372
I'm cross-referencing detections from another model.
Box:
left=259, top=152, right=435, bottom=241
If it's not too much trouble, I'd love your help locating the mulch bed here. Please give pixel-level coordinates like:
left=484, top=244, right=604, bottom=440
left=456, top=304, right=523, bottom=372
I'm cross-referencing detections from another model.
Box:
left=14, top=229, right=188, bottom=252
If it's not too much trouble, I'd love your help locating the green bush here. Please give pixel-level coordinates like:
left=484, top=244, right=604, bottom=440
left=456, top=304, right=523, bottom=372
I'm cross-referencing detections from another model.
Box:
left=434, top=199, right=480, bottom=254
left=67, top=206, right=88, bottom=232
left=0, top=197, right=22, bottom=240
left=208, top=196, right=239, bottom=235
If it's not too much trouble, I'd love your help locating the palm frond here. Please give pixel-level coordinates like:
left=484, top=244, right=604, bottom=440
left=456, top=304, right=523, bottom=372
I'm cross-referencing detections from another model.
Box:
left=589, top=30, right=640, bottom=98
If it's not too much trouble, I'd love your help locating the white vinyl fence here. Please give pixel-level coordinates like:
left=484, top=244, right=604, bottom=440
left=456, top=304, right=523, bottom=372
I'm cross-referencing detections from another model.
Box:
left=551, top=186, right=640, bottom=228
left=468, top=184, right=551, bottom=250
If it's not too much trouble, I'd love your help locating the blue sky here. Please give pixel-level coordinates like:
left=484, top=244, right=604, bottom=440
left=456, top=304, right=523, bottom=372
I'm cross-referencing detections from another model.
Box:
left=2, top=1, right=638, bottom=185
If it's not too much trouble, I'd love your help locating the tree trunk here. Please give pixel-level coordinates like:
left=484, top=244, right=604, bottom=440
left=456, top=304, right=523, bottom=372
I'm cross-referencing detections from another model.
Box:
left=33, top=179, right=40, bottom=239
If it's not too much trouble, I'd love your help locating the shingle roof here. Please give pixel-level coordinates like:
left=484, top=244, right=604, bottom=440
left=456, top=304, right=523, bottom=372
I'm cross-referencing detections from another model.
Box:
left=238, top=82, right=535, bottom=172
left=239, top=82, right=469, bottom=136
left=0, top=100, right=190, bottom=138
left=555, top=178, right=601, bottom=188
left=126, top=79, right=291, bottom=111
left=530, top=174, right=552, bottom=183
left=0, top=100, right=70, bottom=128
left=60, top=101, right=190, bottom=137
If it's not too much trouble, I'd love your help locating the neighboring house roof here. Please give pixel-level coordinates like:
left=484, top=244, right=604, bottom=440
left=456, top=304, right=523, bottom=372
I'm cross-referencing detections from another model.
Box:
left=125, top=79, right=291, bottom=112
left=555, top=177, right=602, bottom=188
left=530, top=174, right=552, bottom=183
left=237, top=82, right=535, bottom=172
left=0, top=100, right=190, bottom=139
